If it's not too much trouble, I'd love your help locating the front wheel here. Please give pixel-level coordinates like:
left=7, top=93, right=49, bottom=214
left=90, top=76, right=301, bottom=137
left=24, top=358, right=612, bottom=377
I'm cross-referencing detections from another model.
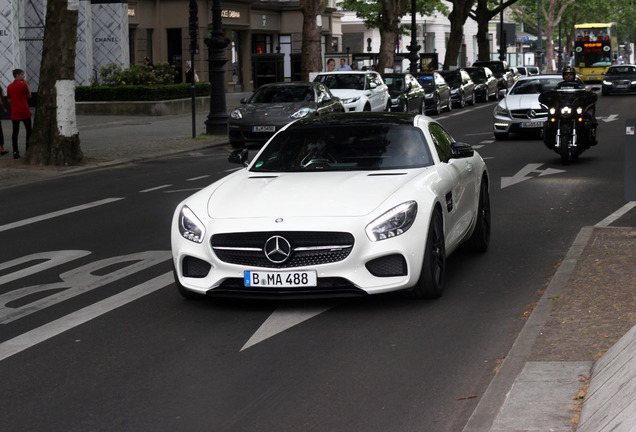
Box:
left=560, top=134, right=572, bottom=165
left=405, top=210, right=446, bottom=299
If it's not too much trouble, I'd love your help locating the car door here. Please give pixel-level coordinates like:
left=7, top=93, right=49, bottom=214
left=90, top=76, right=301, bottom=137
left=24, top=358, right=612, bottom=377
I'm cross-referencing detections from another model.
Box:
left=368, top=72, right=388, bottom=111
left=428, top=123, right=477, bottom=248
left=435, top=73, right=451, bottom=108
left=407, top=74, right=424, bottom=112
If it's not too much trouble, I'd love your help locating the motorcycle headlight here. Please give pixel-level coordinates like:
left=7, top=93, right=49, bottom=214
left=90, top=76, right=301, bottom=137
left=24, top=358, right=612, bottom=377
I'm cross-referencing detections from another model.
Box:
left=576, top=107, right=583, bottom=115
left=230, top=109, right=243, bottom=120
left=560, top=106, right=572, bottom=115
left=366, top=201, right=418, bottom=242
left=549, top=107, right=556, bottom=115
left=290, top=107, right=315, bottom=119
left=178, top=206, right=206, bottom=243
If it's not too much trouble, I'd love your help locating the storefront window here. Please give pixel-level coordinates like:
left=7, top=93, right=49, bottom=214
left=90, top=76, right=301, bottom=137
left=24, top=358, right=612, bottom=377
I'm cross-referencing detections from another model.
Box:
left=253, top=34, right=272, bottom=54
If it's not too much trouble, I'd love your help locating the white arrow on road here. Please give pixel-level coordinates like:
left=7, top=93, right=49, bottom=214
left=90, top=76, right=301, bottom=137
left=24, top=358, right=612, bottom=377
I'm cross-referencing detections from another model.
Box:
left=600, top=114, right=619, bottom=123
left=501, top=163, right=566, bottom=189
left=241, top=302, right=338, bottom=351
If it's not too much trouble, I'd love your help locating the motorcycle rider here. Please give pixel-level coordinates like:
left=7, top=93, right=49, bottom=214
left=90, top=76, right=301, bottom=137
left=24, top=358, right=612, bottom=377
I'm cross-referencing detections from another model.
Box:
left=553, top=66, right=598, bottom=145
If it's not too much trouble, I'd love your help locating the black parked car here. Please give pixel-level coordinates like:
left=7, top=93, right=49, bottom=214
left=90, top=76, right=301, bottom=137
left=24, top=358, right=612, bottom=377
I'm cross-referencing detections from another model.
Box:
left=601, top=64, right=636, bottom=95
left=413, top=72, right=452, bottom=115
left=439, top=69, right=476, bottom=108
left=381, top=73, right=426, bottom=113
left=464, top=66, right=499, bottom=102
left=473, top=60, right=515, bottom=94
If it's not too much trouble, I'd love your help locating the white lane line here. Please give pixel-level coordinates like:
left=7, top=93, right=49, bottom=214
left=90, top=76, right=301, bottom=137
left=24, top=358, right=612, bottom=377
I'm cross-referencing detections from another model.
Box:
left=187, top=175, right=211, bottom=181
left=0, top=272, right=173, bottom=362
left=241, top=302, right=337, bottom=351
left=140, top=185, right=172, bottom=193
left=595, top=201, right=636, bottom=227
left=164, top=188, right=204, bottom=194
left=0, top=198, right=124, bottom=233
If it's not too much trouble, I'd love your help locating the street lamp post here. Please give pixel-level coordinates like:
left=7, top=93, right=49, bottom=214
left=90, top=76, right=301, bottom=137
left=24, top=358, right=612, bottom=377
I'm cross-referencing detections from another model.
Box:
left=406, top=0, right=420, bottom=73
left=204, top=0, right=230, bottom=135
left=499, top=0, right=505, bottom=61
left=536, top=0, right=543, bottom=71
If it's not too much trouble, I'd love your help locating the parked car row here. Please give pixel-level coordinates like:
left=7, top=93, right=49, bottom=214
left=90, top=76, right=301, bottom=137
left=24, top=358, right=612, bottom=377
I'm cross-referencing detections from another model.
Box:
left=228, top=65, right=533, bottom=148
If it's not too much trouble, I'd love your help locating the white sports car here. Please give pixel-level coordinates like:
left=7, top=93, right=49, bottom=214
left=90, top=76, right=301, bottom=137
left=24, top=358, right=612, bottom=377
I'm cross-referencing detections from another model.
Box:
left=171, top=113, right=490, bottom=300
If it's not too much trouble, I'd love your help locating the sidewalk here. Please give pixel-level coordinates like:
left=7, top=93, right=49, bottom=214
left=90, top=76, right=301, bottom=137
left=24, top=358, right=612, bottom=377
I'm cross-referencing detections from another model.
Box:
left=0, top=92, right=634, bottom=431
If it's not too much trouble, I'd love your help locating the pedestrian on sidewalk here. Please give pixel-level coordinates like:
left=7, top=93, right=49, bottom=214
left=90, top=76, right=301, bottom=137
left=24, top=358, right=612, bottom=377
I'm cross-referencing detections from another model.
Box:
left=7, top=68, right=32, bottom=159
left=0, top=85, right=8, bottom=156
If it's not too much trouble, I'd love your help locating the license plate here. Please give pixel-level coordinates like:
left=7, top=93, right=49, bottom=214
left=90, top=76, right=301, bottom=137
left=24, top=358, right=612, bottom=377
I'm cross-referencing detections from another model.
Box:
left=252, top=125, right=276, bottom=132
left=616, top=84, right=629, bottom=88
left=520, top=122, right=543, bottom=128
left=244, top=270, right=317, bottom=287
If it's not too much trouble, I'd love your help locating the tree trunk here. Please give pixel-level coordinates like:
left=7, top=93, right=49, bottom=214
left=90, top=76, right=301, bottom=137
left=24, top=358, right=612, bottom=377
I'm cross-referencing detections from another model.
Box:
left=443, top=0, right=475, bottom=69
left=300, top=0, right=326, bottom=80
left=474, top=0, right=492, bottom=62
left=26, top=0, right=82, bottom=166
left=377, top=0, right=399, bottom=73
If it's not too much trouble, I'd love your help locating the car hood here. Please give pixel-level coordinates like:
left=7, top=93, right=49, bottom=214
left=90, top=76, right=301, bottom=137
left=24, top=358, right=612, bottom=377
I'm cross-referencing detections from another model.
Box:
left=328, top=89, right=367, bottom=99
left=503, top=94, right=541, bottom=109
left=240, top=102, right=310, bottom=118
left=604, top=74, right=636, bottom=81
left=206, top=170, right=420, bottom=219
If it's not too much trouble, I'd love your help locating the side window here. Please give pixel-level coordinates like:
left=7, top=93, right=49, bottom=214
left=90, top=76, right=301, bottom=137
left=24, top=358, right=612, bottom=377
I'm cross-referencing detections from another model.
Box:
left=429, top=123, right=453, bottom=162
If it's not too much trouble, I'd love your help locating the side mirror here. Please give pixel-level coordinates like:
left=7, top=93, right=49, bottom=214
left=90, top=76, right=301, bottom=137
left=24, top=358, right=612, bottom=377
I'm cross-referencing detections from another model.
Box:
left=229, top=148, right=249, bottom=167
left=450, top=141, right=474, bottom=159
left=240, top=97, right=248, bottom=104
left=498, top=88, right=507, bottom=98
left=369, top=81, right=377, bottom=89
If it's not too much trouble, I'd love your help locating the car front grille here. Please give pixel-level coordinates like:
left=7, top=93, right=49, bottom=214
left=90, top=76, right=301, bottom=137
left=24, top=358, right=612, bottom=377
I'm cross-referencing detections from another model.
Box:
left=510, top=109, right=548, bottom=120
left=211, top=231, right=355, bottom=269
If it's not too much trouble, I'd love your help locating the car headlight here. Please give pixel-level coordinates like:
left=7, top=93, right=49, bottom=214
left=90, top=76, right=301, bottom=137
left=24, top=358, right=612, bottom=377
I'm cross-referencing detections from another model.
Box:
left=178, top=206, right=206, bottom=243
left=290, top=107, right=315, bottom=119
left=425, top=93, right=433, bottom=99
left=365, top=201, right=418, bottom=242
left=475, top=83, right=485, bottom=90
left=391, top=97, right=400, bottom=104
left=602, top=80, right=612, bottom=85
left=230, top=109, right=243, bottom=120
left=342, top=97, right=361, bottom=104
left=560, top=106, right=572, bottom=115
left=494, top=105, right=508, bottom=116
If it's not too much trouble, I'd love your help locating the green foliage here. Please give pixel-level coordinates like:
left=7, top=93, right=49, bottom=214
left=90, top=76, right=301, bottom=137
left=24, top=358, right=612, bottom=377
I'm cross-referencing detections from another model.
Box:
left=337, top=0, right=448, bottom=29
left=75, top=82, right=211, bottom=101
left=99, top=62, right=177, bottom=85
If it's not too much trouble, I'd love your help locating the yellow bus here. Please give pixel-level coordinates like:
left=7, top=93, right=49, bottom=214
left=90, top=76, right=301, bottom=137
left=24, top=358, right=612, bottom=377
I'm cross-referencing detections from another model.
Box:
left=573, top=22, right=618, bottom=82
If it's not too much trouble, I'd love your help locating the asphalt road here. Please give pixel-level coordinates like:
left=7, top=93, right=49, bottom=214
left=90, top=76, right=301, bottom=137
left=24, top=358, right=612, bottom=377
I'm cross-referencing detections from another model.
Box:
left=0, top=93, right=631, bottom=431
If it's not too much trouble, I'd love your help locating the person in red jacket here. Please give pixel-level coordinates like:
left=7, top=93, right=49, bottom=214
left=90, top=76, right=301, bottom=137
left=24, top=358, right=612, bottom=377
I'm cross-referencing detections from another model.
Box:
left=7, top=69, right=32, bottom=159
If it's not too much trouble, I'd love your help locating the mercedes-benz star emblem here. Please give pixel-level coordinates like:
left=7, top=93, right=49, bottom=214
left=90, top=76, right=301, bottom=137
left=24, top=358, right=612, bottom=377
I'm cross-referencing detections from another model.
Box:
left=264, top=236, right=292, bottom=264
left=528, top=109, right=537, bottom=119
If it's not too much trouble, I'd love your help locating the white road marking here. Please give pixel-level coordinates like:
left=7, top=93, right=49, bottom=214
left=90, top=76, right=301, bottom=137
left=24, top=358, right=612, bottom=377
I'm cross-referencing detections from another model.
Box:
left=0, top=198, right=124, bottom=233
left=241, top=303, right=337, bottom=351
left=164, top=188, right=204, bottom=193
left=187, top=175, right=211, bottom=181
left=0, top=272, right=173, bottom=362
left=501, top=164, right=565, bottom=189
left=140, top=185, right=172, bottom=193
left=472, top=145, right=485, bottom=149
left=595, top=201, right=636, bottom=227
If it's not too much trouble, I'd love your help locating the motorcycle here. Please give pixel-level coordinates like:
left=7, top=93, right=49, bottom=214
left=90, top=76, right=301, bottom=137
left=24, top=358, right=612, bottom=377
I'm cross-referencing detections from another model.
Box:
left=539, top=86, right=598, bottom=165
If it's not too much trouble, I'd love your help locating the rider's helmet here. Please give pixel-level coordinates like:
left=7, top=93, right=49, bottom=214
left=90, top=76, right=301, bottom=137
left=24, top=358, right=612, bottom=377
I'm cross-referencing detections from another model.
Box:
left=562, top=66, right=576, bottom=81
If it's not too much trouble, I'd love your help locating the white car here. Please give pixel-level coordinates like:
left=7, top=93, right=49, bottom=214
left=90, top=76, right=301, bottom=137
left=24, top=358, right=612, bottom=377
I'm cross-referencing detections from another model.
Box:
left=493, top=74, right=576, bottom=140
left=313, top=71, right=391, bottom=112
left=172, top=113, right=490, bottom=300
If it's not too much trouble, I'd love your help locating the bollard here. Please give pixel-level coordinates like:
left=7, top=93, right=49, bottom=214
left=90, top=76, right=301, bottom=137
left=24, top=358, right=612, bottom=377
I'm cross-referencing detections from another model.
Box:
left=626, top=120, right=636, bottom=201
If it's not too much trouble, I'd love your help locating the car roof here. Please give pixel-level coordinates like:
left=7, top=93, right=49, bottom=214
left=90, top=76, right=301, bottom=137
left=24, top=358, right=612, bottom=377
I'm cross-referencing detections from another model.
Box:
left=316, top=71, right=375, bottom=75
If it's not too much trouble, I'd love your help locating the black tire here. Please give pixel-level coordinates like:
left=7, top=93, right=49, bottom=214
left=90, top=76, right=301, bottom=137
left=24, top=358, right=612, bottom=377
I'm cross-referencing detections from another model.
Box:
left=560, top=134, right=571, bottom=165
left=469, top=91, right=476, bottom=106
left=445, top=96, right=453, bottom=112
left=458, top=93, right=466, bottom=108
left=463, top=178, right=491, bottom=252
left=431, top=96, right=441, bottom=115
left=401, top=101, right=408, bottom=112
left=420, top=99, right=426, bottom=114
left=405, top=209, right=446, bottom=299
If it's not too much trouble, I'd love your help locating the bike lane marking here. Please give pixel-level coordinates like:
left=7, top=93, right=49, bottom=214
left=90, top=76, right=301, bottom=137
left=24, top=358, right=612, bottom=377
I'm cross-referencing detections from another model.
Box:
left=0, top=198, right=124, bottom=233
left=0, top=271, right=173, bottom=362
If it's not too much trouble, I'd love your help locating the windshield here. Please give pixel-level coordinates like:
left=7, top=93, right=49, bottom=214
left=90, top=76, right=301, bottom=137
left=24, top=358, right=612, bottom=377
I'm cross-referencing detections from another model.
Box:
left=509, top=78, right=561, bottom=95
left=441, top=73, right=461, bottom=86
left=250, top=124, right=434, bottom=172
left=315, top=74, right=366, bottom=91
left=249, top=85, right=314, bottom=103
left=384, top=76, right=406, bottom=91
left=415, top=75, right=434, bottom=89
left=606, top=66, right=636, bottom=75
left=467, top=70, right=485, bottom=83
left=475, top=62, right=504, bottom=74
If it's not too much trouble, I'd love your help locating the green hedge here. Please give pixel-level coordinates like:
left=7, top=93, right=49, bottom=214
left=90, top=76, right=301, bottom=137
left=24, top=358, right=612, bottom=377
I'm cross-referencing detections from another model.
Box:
left=75, top=82, right=211, bottom=102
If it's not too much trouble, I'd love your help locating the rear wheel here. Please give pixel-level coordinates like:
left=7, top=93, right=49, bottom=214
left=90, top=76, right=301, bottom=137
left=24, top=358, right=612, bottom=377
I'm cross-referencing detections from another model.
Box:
left=405, top=210, right=446, bottom=299
left=469, top=91, right=476, bottom=105
left=463, top=178, right=491, bottom=252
